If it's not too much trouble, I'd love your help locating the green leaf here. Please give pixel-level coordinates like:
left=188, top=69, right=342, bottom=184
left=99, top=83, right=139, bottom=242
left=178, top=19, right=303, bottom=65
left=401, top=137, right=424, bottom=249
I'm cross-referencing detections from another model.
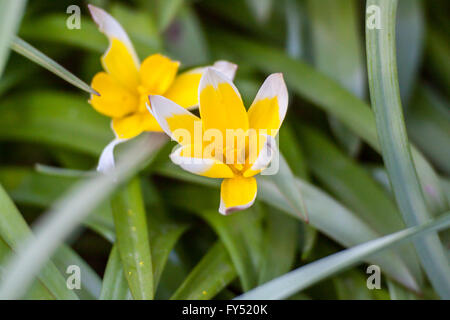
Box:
left=156, top=165, right=421, bottom=292
left=212, top=31, right=448, bottom=214
left=154, top=0, right=184, bottom=31
left=20, top=14, right=106, bottom=53
left=307, top=0, right=364, bottom=155
left=0, top=0, right=26, bottom=77
left=406, top=85, right=450, bottom=175
left=52, top=245, right=102, bottom=300
left=0, top=133, right=166, bottom=299
left=245, top=0, right=273, bottom=23
left=258, top=208, right=299, bottom=284
left=0, top=237, right=54, bottom=300
left=0, top=91, right=111, bottom=156
left=164, top=6, right=210, bottom=66
left=265, top=154, right=308, bottom=221
left=366, top=0, right=450, bottom=299
left=100, top=245, right=130, bottom=300
left=10, top=37, right=97, bottom=95
left=111, top=178, right=154, bottom=300
left=396, top=0, right=425, bottom=105
left=196, top=207, right=264, bottom=291
left=171, top=242, right=236, bottom=300
left=236, top=213, right=450, bottom=300
left=0, top=183, right=78, bottom=299
left=298, top=125, right=423, bottom=283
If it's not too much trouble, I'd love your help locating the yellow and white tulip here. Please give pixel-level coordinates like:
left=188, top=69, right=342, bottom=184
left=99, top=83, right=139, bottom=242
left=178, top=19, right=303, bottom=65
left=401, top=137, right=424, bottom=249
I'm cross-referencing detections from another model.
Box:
left=87, top=5, right=237, bottom=171
left=149, top=68, right=288, bottom=214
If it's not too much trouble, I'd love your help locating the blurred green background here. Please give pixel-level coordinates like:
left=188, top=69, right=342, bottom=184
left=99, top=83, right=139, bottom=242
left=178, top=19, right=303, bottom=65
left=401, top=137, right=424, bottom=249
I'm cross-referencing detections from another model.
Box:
left=0, top=0, right=449, bottom=300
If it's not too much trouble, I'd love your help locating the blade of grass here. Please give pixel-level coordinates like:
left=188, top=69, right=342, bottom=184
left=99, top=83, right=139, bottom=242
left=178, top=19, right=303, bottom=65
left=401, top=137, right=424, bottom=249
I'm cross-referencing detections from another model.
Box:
left=171, top=242, right=237, bottom=300
left=406, top=84, right=450, bottom=175
left=297, top=125, right=423, bottom=284
left=396, top=0, right=424, bottom=105
left=307, top=0, right=364, bottom=155
left=0, top=237, right=54, bottom=300
left=196, top=207, right=264, bottom=291
left=212, top=31, right=448, bottom=214
left=0, top=167, right=116, bottom=242
left=157, top=165, right=421, bottom=292
left=111, top=177, right=153, bottom=300
left=10, top=37, right=98, bottom=95
left=52, top=245, right=102, bottom=300
left=366, top=0, right=450, bottom=299
left=236, top=213, right=450, bottom=300
left=100, top=245, right=131, bottom=300
left=0, top=91, right=111, bottom=155
left=0, top=133, right=167, bottom=299
left=258, top=208, right=299, bottom=284
left=0, top=184, right=78, bottom=299
left=265, top=153, right=308, bottom=221
left=0, top=0, right=26, bottom=77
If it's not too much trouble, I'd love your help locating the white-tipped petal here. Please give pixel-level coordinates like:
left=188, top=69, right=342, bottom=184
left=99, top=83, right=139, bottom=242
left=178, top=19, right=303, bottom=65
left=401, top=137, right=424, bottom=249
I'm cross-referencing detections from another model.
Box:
left=169, top=144, right=234, bottom=178
left=212, top=60, right=238, bottom=81
left=219, top=177, right=257, bottom=215
left=97, top=138, right=128, bottom=173
left=88, top=4, right=139, bottom=66
left=148, top=95, right=200, bottom=144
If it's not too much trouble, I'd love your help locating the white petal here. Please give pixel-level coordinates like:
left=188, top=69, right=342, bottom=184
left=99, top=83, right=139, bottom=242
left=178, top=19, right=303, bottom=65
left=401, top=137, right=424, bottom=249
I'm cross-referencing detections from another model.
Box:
left=97, top=138, right=128, bottom=173
left=251, top=73, right=288, bottom=123
left=212, top=60, right=238, bottom=81
left=250, top=134, right=277, bottom=171
left=199, top=67, right=242, bottom=98
left=88, top=4, right=139, bottom=66
left=148, top=95, right=200, bottom=141
left=170, top=144, right=214, bottom=174
left=219, top=191, right=257, bottom=215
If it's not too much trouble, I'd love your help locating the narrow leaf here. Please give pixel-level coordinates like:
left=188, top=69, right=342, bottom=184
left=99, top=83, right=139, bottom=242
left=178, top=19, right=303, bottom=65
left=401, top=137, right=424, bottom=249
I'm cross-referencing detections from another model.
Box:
left=236, top=213, right=450, bottom=300
left=171, top=242, right=236, bottom=300
left=0, top=0, right=26, bottom=77
left=11, top=37, right=98, bottom=95
left=366, top=0, right=450, bottom=299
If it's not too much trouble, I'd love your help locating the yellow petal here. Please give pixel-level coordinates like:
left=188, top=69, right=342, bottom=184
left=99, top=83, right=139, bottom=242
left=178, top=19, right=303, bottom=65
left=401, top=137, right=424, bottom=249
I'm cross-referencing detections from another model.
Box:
left=90, top=72, right=139, bottom=118
left=164, top=61, right=238, bottom=109
left=164, top=70, right=202, bottom=109
left=170, top=144, right=234, bottom=178
left=199, top=68, right=248, bottom=138
left=102, top=39, right=140, bottom=92
left=88, top=4, right=140, bottom=66
left=139, top=54, right=180, bottom=95
left=247, top=73, right=288, bottom=136
left=149, top=95, right=201, bottom=146
left=219, top=176, right=257, bottom=215
left=112, top=112, right=162, bottom=139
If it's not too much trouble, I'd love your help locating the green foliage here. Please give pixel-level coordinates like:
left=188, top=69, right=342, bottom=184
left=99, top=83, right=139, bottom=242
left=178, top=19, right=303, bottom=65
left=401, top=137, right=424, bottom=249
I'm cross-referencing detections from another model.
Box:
left=0, top=0, right=448, bottom=300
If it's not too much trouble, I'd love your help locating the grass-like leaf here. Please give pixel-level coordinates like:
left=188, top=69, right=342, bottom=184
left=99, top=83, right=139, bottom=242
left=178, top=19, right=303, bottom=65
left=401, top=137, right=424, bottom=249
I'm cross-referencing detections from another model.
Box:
left=171, top=242, right=237, bottom=300
left=100, top=245, right=130, bottom=300
left=111, top=177, right=154, bottom=300
left=236, top=213, right=450, bottom=300
left=0, top=133, right=167, bottom=299
left=0, top=0, right=26, bottom=78
left=0, top=184, right=78, bottom=299
left=366, top=0, right=450, bottom=299
left=307, top=0, right=364, bottom=155
left=157, top=164, right=421, bottom=291
left=11, top=37, right=98, bottom=95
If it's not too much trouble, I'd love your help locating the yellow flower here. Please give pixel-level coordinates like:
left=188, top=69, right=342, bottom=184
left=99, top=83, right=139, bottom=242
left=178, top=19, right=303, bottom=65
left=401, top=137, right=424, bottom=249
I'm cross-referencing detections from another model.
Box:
left=87, top=5, right=237, bottom=171
left=149, top=68, right=288, bottom=214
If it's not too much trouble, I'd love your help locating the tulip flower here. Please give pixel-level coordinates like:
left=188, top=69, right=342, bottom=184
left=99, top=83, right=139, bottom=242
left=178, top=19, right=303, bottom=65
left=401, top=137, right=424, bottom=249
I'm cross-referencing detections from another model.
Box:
left=87, top=5, right=237, bottom=171
left=149, top=68, right=288, bottom=214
